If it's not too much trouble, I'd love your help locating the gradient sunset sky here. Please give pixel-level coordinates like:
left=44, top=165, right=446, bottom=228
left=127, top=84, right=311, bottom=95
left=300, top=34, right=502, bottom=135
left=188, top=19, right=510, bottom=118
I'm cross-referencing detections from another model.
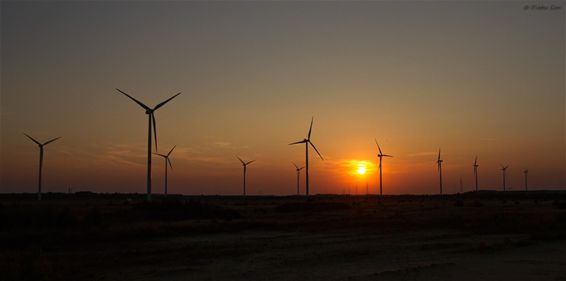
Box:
left=1, top=1, right=564, bottom=195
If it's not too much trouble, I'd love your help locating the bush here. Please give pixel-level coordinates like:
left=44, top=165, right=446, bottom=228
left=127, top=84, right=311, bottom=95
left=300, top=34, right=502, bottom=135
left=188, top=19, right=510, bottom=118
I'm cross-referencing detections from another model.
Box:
left=131, top=200, right=240, bottom=221
left=275, top=202, right=351, bottom=213
left=473, top=200, right=484, bottom=207
left=454, top=200, right=464, bottom=207
left=552, top=200, right=566, bottom=209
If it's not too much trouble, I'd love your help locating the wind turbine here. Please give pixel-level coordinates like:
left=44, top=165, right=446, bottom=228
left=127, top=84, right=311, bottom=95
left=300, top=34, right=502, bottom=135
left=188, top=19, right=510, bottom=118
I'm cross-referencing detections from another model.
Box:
left=292, top=162, right=305, bottom=195
left=289, top=117, right=323, bottom=197
left=237, top=156, right=255, bottom=196
left=24, top=134, right=60, bottom=201
left=437, top=148, right=443, bottom=195
left=524, top=169, right=528, bottom=191
left=375, top=139, right=393, bottom=196
left=500, top=164, right=509, bottom=192
left=154, top=145, right=176, bottom=196
left=116, top=89, right=181, bottom=201
left=473, top=156, right=479, bottom=192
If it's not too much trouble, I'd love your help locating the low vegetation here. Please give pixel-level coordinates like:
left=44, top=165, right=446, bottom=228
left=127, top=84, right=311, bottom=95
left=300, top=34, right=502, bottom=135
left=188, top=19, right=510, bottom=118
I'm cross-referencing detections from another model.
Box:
left=1, top=191, right=565, bottom=281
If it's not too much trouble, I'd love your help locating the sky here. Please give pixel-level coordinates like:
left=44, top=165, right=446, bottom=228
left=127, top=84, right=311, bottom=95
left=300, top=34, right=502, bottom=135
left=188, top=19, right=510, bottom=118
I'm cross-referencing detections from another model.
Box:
left=1, top=1, right=564, bottom=195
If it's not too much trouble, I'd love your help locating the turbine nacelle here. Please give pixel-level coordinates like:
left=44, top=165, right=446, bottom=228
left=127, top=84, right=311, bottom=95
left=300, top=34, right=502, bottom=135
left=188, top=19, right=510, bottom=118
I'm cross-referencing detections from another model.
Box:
left=375, top=139, right=393, bottom=158
left=116, top=88, right=181, bottom=151
left=24, top=133, right=61, bottom=148
left=154, top=145, right=176, bottom=169
left=237, top=156, right=255, bottom=167
left=289, top=118, right=323, bottom=160
left=292, top=162, right=305, bottom=171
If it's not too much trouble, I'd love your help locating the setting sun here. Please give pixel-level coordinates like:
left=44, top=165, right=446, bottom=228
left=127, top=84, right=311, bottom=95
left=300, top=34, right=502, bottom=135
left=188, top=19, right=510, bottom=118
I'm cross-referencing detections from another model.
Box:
left=347, top=160, right=374, bottom=177
left=357, top=163, right=367, bottom=175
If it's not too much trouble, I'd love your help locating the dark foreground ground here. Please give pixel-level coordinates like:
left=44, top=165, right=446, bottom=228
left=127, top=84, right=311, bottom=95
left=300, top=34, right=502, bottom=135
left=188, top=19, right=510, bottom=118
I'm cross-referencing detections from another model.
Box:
left=2, top=191, right=566, bottom=281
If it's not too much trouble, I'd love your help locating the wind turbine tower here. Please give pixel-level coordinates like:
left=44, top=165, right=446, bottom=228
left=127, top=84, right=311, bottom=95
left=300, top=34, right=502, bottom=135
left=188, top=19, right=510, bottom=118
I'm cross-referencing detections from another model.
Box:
left=237, top=156, right=255, bottom=196
left=375, top=139, right=393, bottom=196
left=524, top=169, right=528, bottom=191
left=154, top=145, right=176, bottom=196
left=292, top=162, right=305, bottom=195
left=501, top=164, right=509, bottom=192
left=473, top=156, right=479, bottom=192
left=289, top=117, right=323, bottom=197
left=116, top=89, right=181, bottom=201
left=437, top=149, right=443, bottom=195
left=24, top=134, right=60, bottom=201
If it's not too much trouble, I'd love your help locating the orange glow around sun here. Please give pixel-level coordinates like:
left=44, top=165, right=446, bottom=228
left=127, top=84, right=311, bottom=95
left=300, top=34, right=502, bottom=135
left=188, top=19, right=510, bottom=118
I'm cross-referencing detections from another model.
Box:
left=349, top=160, right=371, bottom=176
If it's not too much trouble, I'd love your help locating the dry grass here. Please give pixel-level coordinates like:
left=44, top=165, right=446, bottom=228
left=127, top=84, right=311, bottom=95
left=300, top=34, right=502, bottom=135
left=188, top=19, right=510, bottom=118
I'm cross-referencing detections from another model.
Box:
left=1, top=191, right=566, bottom=281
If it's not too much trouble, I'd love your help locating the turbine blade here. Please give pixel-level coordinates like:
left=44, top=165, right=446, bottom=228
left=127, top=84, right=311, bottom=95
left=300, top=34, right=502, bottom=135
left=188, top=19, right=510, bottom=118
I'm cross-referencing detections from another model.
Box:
left=116, top=89, right=150, bottom=111
left=23, top=133, right=41, bottom=145
left=474, top=156, right=477, bottom=165
left=300, top=167, right=305, bottom=170
left=289, top=140, right=307, bottom=145
left=236, top=156, right=245, bottom=165
left=153, top=153, right=167, bottom=157
left=154, top=92, right=181, bottom=110
left=168, top=158, right=173, bottom=170
left=383, top=154, right=393, bottom=158
left=167, top=145, right=176, bottom=157
left=43, top=137, right=61, bottom=146
left=375, top=139, right=383, bottom=155
left=438, top=148, right=441, bottom=161
left=307, top=117, right=314, bottom=139
left=246, top=160, right=255, bottom=165
left=309, top=141, right=324, bottom=160
left=152, top=113, right=158, bottom=151
left=292, top=162, right=299, bottom=169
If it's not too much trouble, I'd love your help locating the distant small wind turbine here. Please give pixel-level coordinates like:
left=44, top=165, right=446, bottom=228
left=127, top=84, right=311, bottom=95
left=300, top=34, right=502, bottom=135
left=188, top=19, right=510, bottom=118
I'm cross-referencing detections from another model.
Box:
left=473, top=156, right=479, bottom=192
left=437, top=148, right=443, bottom=195
left=500, top=164, right=509, bottom=192
left=292, top=162, right=305, bottom=195
left=375, top=139, right=393, bottom=196
left=116, top=89, right=181, bottom=201
left=523, top=169, right=528, bottom=191
left=154, top=145, right=176, bottom=196
left=24, top=133, right=60, bottom=201
left=289, top=117, right=323, bottom=197
left=237, top=156, right=255, bottom=196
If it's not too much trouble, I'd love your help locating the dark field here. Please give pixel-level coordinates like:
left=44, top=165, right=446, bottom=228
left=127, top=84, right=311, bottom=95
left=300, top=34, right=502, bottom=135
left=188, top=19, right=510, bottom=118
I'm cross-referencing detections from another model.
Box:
left=2, top=192, right=566, bottom=281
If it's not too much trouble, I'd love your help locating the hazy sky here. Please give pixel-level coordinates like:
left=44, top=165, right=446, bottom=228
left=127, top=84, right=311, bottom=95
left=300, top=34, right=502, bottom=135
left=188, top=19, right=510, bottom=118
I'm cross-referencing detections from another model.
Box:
left=1, top=1, right=564, bottom=195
